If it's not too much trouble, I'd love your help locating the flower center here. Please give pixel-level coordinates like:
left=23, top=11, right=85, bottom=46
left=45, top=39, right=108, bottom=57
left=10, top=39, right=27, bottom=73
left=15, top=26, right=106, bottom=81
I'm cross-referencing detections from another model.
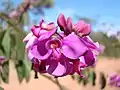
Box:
left=50, top=41, right=59, bottom=49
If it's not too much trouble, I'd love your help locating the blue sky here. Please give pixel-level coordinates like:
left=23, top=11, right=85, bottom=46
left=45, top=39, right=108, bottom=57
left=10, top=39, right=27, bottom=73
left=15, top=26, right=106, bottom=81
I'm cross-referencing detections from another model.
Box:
left=1, top=0, right=120, bottom=32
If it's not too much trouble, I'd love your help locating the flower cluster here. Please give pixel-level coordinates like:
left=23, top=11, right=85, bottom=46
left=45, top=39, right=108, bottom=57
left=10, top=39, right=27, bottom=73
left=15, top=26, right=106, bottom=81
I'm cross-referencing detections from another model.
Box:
left=23, top=13, right=103, bottom=77
left=108, top=73, right=120, bottom=87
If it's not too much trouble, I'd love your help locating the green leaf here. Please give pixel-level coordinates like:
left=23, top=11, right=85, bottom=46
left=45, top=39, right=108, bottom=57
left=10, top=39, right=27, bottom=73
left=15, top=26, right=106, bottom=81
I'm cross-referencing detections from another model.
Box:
left=0, top=44, right=5, bottom=54
left=15, top=32, right=25, bottom=60
left=0, top=86, right=4, bottom=90
left=1, top=61, right=9, bottom=84
left=0, top=30, right=6, bottom=44
left=89, top=71, right=96, bottom=86
left=10, top=33, right=16, bottom=49
left=2, top=30, right=11, bottom=58
left=23, top=54, right=32, bottom=82
left=15, top=60, right=25, bottom=83
left=81, top=71, right=89, bottom=86
left=77, top=75, right=83, bottom=84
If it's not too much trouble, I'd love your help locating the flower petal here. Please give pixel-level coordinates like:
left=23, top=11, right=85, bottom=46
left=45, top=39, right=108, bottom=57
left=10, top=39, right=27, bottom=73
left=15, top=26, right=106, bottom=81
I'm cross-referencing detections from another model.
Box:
left=25, top=36, right=38, bottom=49
left=23, top=32, right=33, bottom=42
left=46, top=54, right=69, bottom=77
left=84, top=50, right=95, bottom=66
left=62, top=33, right=87, bottom=59
left=31, top=25, right=40, bottom=37
left=38, top=27, right=57, bottom=41
left=57, top=13, right=67, bottom=31
left=82, top=36, right=97, bottom=49
left=29, top=39, right=52, bottom=60
left=73, top=20, right=91, bottom=36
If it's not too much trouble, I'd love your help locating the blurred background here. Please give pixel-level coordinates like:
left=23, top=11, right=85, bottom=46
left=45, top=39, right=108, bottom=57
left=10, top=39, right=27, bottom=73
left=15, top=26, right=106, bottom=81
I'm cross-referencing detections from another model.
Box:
left=0, top=0, right=120, bottom=90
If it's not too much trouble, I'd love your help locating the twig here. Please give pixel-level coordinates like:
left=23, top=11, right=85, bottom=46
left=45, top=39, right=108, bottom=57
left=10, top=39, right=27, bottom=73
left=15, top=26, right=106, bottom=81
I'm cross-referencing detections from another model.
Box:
left=55, top=78, right=63, bottom=90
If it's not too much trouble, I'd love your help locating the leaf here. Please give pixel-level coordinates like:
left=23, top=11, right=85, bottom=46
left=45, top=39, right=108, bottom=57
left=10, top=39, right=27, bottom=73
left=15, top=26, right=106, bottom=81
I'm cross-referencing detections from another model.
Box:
left=15, top=60, right=25, bottom=83
left=0, top=87, right=4, bottom=90
left=23, top=53, right=32, bottom=82
left=0, top=44, right=5, bottom=54
left=15, top=32, right=25, bottom=61
left=77, top=75, right=83, bottom=84
left=1, top=61, right=9, bottom=84
left=1, top=30, right=11, bottom=58
left=82, top=71, right=89, bottom=86
left=0, top=30, right=6, bottom=44
left=99, top=72, right=106, bottom=89
left=10, top=33, right=16, bottom=49
left=89, top=71, right=96, bottom=86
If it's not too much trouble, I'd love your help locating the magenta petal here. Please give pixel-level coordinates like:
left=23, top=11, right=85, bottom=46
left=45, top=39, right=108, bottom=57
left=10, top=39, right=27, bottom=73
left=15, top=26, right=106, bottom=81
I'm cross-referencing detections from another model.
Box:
left=57, top=13, right=67, bottom=31
left=42, top=22, right=55, bottom=30
left=25, top=36, right=38, bottom=49
left=73, top=60, right=85, bottom=76
left=46, top=60, right=66, bottom=76
left=84, top=50, right=95, bottom=66
left=38, top=28, right=57, bottom=41
left=66, top=17, right=72, bottom=33
left=31, top=25, right=40, bottom=37
left=62, top=33, right=87, bottom=59
left=33, top=59, right=46, bottom=73
left=82, top=36, right=97, bottom=49
left=80, top=24, right=91, bottom=35
left=23, top=32, right=33, bottom=43
left=74, top=20, right=91, bottom=36
left=64, top=61, right=74, bottom=75
left=29, top=39, right=52, bottom=60
left=46, top=55, right=69, bottom=76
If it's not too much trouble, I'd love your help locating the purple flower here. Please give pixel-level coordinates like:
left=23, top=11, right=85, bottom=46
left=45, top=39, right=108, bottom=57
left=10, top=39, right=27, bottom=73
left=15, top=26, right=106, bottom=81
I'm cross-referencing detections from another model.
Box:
left=108, top=73, right=120, bottom=87
left=57, top=13, right=91, bottom=36
left=57, top=13, right=72, bottom=35
left=28, top=32, right=87, bottom=60
left=31, top=19, right=57, bottom=40
left=73, top=20, right=91, bottom=36
left=23, top=19, right=57, bottom=50
left=79, top=36, right=104, bottom=66
left=23, top=14, right=103, bottom=77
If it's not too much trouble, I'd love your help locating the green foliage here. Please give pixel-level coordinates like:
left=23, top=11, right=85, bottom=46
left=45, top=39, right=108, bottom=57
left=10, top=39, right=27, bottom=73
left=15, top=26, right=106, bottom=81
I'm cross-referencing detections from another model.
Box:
left=89, top=71, right=96, bottom=86
left=0, top=0, right=55, bottom=85
left=0, top=61, right=9, bottom=84
left=0, top=87, right=4, bottom=90
left=15, top=60, right=25, bottom=83
left=2, top=30, right=11, bottom=58
left=71, top=69, right=108, bottom=89
left=99, top=72, right=106, bottom=89
left=0, top=31, right=6, bottom=54
left=23, top=54, right=32, bottom=82
left=15, top=53, right=32, bottom=83
left=90, top=32, right=120, bottom=58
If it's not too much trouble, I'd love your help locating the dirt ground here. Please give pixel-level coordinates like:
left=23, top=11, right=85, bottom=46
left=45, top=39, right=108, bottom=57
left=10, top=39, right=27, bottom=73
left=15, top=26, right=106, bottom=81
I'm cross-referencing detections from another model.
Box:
left=1, top=57, right=120, bottom=90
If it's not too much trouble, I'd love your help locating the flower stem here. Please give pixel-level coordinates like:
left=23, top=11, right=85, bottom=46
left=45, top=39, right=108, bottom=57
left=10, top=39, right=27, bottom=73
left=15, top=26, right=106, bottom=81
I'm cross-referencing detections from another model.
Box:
left=55, top=78, right=63, bottom=90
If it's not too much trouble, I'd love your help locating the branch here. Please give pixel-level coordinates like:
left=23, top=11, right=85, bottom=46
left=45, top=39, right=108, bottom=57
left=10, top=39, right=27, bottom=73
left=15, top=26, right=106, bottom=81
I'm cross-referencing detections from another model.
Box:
left=55, top=78, right=63, bottom=90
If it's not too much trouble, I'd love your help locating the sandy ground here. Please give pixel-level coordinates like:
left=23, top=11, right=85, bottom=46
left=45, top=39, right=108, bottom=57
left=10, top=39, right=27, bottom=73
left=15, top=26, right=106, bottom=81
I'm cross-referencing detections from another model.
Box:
left=1, top=57, right=120, bottom=90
